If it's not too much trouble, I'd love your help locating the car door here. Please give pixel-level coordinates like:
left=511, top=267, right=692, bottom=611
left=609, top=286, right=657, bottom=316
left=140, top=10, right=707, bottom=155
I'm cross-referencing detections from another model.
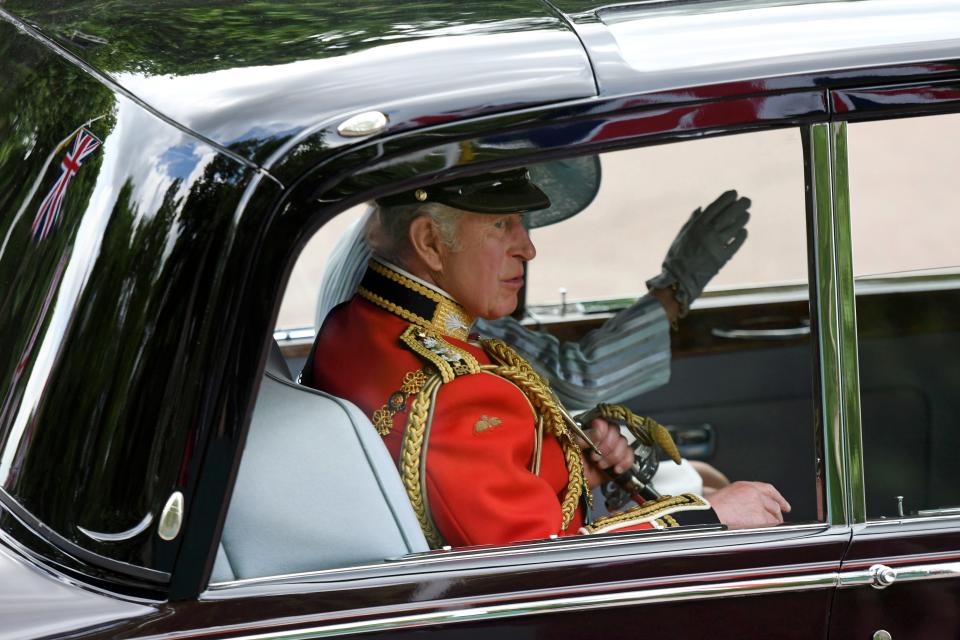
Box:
left=827, top=88, right=960, bottom=638
left=159, top=98, right=849, bottom=640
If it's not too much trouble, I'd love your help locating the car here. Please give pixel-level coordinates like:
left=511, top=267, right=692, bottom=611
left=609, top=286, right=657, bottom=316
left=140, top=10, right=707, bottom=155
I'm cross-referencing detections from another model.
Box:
left=1, top=0, right=959, bottom=638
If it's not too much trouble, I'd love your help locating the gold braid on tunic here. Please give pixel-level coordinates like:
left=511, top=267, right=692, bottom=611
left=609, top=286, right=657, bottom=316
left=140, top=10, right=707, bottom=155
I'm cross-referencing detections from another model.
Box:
left=357, top=260, right=590, bottom=540
left=399, top=373, right=446, bottom=548
left=480, top=338, right=588, bottom=530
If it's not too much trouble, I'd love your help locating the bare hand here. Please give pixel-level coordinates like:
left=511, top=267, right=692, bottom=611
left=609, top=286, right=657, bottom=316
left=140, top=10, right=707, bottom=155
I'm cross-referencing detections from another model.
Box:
left=577, top=418, right=634, bottom=487
left=708, top=481, right=791, bottom=529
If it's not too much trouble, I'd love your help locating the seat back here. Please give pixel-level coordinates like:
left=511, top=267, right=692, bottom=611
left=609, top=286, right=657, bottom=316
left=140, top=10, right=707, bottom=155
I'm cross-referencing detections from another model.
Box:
left=211, top=342, right=427, bottom=583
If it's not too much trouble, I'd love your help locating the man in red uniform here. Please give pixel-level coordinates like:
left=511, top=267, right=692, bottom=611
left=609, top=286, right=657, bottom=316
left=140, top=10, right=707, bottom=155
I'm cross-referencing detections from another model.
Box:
left=307, top=168, right=790, bottom=548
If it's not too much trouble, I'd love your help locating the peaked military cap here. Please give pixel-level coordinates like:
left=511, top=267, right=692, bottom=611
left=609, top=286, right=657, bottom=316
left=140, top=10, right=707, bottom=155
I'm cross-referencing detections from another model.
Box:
left=377, top=167, right=550, bottom=215
left=374, top=156, right=601, bottom=229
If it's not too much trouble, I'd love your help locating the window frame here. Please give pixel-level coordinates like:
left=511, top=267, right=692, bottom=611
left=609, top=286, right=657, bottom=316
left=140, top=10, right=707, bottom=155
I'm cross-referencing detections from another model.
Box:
left=207, top=88, right=843, bottom=596
left=829, top=82, right=960, bottom=528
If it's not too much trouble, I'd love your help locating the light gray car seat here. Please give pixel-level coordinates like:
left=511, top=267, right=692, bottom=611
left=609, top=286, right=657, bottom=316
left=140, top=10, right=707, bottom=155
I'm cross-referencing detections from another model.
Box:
left=211, top=342, right=428, bottom=582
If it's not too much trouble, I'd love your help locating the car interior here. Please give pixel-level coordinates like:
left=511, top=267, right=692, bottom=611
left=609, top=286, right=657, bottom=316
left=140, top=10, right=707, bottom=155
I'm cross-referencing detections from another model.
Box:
left=213, top=340, right=427, bottom=583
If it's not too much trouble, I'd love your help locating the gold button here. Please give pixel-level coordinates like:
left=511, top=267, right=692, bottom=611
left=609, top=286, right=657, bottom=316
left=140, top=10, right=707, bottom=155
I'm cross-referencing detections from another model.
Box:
left=415, top=189, right=428, bottom=201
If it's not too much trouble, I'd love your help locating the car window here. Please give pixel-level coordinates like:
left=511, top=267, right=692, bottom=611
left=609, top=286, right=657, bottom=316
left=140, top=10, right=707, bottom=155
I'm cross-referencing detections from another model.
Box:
left=222, top=129, right=821, bottom=583
left=520, top=128, right=820, bottom=527
left=527, top=128, right=808, bottom=306
left=278, top=204, right=367, bottom=331
left=847, top=113, right=960, bottom=519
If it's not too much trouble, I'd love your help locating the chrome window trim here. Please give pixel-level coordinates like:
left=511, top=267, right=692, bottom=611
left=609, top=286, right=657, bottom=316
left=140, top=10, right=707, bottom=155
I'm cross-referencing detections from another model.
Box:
left=272, top=327, right=316, bottom=342
left=808, top=120, right=866, bottom=527
left=197, top=570, right=838, bottom=640
left=854, top=273, right=960, bottom=295
left=861, top=513, right=960, bottom=533
left=830, top=121, right=867, bottom=526
left=206, top=523, right=831, bottom=590
left=809, top=122, right=848, bottom=526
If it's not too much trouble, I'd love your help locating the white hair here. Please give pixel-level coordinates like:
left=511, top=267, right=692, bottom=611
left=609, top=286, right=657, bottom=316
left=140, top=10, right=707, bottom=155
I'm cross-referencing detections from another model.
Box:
left=369, top=201, right=463, bottom=266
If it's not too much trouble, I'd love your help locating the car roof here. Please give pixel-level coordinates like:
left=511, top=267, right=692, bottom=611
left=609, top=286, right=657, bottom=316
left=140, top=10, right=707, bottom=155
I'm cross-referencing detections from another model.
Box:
left=2, top=0, right=596, bottom=170
left=7, top=0, right=959, bottom=176
left=566, top=0, right=960, bottom=97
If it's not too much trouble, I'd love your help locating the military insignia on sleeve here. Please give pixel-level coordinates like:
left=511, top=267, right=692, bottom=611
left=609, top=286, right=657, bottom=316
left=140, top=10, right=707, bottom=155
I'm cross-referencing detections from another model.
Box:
left=474, top=415, right=502, bottom=433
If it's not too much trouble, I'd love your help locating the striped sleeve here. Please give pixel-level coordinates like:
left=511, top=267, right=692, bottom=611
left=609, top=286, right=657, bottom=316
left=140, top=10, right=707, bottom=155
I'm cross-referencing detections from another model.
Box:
left=476, top=298, right=671, bottom=410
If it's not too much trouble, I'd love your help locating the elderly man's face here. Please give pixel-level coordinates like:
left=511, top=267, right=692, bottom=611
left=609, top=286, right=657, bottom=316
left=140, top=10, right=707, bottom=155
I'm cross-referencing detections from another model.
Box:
left=434, top=212, right=536, bottom=320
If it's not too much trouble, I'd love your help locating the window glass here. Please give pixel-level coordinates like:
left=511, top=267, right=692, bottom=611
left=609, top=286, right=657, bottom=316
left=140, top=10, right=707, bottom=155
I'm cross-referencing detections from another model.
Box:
left=528, top=129, right=808, bottom=306
left=848, top=113, right=960, bottom=519
left=277, top=204, right=366, bottom=330
left=224, top=130, right=819, bottom=582
left=523, top=128, right=819, bottom=528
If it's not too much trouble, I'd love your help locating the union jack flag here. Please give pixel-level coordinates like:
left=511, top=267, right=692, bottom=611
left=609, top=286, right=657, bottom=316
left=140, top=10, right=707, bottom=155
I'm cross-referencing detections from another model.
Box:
left=32, top=128, right=102, bottom=242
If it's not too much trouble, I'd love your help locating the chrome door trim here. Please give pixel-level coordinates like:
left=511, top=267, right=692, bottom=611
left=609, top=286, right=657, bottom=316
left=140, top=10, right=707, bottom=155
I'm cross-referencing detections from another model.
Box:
left=207, top=523, right=831, bottom=589
left=840, top=561, right=960, bottom=588
left=194, top=570, right=838, bottom=640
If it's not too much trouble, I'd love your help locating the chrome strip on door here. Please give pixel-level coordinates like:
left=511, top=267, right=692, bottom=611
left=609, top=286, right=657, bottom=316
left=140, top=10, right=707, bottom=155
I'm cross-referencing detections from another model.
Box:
left=202, top=572, right=839, bottom=640
left=207, top=523, right=832, bottom=589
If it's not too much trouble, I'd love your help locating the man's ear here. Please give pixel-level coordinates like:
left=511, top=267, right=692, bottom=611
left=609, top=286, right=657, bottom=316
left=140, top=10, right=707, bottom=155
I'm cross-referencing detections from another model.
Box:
left=408, top=215, right=444, bottom=272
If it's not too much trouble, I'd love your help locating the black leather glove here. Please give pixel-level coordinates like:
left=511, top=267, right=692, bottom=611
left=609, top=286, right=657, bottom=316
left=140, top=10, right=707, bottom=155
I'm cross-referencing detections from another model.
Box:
left=646, top=190, right=751, bottom=317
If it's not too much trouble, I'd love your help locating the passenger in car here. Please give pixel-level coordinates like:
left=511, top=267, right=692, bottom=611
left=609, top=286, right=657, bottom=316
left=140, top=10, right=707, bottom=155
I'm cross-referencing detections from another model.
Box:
left=312, top=170, right=749, bottom=498
left=305, top=169, right=790, bottom=548
left=314, top=190, right=748, bottom=410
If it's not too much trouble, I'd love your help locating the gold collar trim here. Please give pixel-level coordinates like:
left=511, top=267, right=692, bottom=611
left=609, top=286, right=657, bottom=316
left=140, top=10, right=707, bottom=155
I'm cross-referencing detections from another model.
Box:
left=358, top=259, right=474, bottom=341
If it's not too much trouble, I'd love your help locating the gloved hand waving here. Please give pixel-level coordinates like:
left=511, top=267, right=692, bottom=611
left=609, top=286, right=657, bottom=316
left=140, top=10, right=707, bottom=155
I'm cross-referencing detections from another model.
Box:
left=646, top=190, right=751, bottom=317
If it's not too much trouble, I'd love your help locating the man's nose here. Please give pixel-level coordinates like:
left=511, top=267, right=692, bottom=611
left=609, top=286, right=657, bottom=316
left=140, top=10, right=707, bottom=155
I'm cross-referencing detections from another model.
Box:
left=514, top=225, right=536, bottom=261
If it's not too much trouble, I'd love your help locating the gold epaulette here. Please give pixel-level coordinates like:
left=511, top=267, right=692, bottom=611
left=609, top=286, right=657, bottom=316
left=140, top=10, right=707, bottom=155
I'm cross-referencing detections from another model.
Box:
left=399, top=325, right=481, bottom=383
left=396, top=324, right=482, bottom=548
left=580, top=494, right=711, bottom=535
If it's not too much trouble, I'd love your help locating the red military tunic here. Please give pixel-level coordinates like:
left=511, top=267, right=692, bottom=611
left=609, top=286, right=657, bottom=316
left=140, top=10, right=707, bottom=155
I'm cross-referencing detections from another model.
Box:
left=309, top=259, right=714, bottom=547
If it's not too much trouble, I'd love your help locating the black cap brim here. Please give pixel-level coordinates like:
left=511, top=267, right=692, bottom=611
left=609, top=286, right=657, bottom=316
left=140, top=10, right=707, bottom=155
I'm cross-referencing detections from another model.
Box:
left=375, top=155, right=601, bottom=228
left=377, top=167, right=550, bottom=214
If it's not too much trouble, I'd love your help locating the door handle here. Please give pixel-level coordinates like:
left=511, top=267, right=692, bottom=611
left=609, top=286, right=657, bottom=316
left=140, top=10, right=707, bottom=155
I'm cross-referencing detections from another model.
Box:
left=711, top=316, right=810, bottom=340
left=870, top=564, right=897, bottom=589
left=666, top=424, right=715, bottom=459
